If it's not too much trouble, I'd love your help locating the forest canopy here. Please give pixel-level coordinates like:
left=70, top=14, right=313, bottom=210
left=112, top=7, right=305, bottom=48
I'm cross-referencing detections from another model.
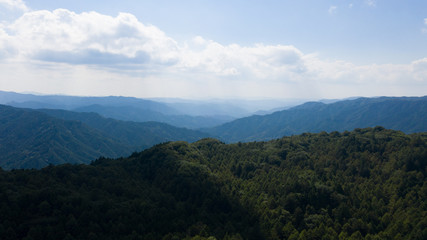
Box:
left=0, top=127, right=426, bottom=239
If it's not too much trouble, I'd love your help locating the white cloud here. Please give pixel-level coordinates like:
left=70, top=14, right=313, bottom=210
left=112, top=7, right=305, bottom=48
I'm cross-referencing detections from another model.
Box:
left=0, top=0, right=29, bottom=12
left=179, top=39, right=306, bottom=79
left=0, top=0, right=29, bottom=22
left=0, top=7, right=425, bottom=99
left=422, top=18, right=427, bottom=33
left=328, top=6, right=337, bottom=15
left=3, top=9, right=179, bottom=65
left=411, top=58, right=427, bottom=81
left=365, top=0, right=376, bottom=7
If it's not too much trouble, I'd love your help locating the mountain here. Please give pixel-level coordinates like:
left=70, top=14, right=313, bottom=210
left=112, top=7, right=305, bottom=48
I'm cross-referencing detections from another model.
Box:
left=0, top=91, right=233, bottom=129
left=37, top=108, right=210, bottom=149
left=159, top=100, right=253, bottom=117
left=205, top=96, right=427, bottom=142
left=0, top=105, right=209, bottom=169
left=72, top=104, right=232, bottom=129
left=155, top=98, right=312, bottom=117
left=0, top=105, right=131, bottom=169
left=0, top=90, right=178, bottom=114
left=0, top=128, right=425, bottom=239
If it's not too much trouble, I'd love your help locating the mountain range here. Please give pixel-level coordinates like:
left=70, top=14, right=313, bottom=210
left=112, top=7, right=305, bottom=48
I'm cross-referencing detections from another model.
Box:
left=0, top=105, right=208, bottom=169
left=0, top=91, right=426, bottom=169
left=0, top=91, right=426, bottom=239
left=0, top=90, right=248, bottom=129
left=205, top=96, right=427, bottom=142
left=37, top=108, right=210, bottom=149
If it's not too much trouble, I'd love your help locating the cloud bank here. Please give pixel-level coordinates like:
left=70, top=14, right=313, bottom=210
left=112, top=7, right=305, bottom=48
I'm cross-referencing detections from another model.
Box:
left=0, top=3, right=425, bottom=99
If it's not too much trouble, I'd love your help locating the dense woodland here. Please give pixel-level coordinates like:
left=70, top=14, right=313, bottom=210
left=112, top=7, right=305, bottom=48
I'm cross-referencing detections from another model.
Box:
left=0, top=127, right=426, bottom=239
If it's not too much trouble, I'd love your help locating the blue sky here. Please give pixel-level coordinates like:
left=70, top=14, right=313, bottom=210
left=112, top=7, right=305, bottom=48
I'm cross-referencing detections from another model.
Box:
left=0, top=0, right=426, bottom=99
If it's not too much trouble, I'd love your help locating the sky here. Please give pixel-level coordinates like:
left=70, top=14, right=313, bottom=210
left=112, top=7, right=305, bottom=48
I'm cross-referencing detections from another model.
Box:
left=0, top=0, right=426, bottom=100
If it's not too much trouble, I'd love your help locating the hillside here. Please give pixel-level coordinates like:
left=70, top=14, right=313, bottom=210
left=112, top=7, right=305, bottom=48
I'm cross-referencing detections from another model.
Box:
left=0, top=105, right=131, bottom=169
left=37, top=108, right=210, bottom=149
left=0, top=105, right=209, bottom=169
left=205, top=96, right=427, bottom=142
left=0, top=128, right=426, bottom=239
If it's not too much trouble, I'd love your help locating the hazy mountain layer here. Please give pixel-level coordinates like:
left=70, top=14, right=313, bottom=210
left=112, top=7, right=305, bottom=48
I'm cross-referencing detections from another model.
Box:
left=0, top=90, right=177, bottom=114
left=205, top=96, right=427, bottom=142
left=72, top=104, right=232, bottom=129
left=0, top=91, right=235, bottom=129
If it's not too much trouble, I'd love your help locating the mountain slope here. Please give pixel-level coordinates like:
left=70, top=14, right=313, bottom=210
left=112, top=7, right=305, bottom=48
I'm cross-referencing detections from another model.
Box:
left=37, top=108, right=210, bottom=148
left=205, top=96, right=427, bottom=142
left=0, top=128, right=425, bottom=239
left=0, top=105, right=131, bottom=169
left=0, top=105, right=210, bottom=169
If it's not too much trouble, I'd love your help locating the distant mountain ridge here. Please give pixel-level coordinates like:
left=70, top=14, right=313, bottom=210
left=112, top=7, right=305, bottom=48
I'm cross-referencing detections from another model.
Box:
left=0, top=90, right=234, bottom=129
left=0, top=91, right=177, bottom=114
left=205, top=96, right=427, bottom=142
left=0, top=105, right=209, bottom=169
left=72, top=104, right=233, bottom=129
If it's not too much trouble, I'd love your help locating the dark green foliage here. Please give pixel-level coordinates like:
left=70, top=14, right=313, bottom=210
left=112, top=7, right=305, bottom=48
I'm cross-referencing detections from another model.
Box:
left=0, top=128, right=426, bottom=239
left=205, top=96, right=427, bottom=142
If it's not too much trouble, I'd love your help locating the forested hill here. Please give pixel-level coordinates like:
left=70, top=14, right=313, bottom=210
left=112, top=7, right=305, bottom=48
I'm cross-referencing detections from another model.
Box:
left=1, top=127, right=426, bottom=239
left=37, top=108, right=210, bottom=149
left=0, top=105, right=131, bottom=169
left=0, top=105, right=209, bottom=169
left=204, top=96, right=427, bottom=142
